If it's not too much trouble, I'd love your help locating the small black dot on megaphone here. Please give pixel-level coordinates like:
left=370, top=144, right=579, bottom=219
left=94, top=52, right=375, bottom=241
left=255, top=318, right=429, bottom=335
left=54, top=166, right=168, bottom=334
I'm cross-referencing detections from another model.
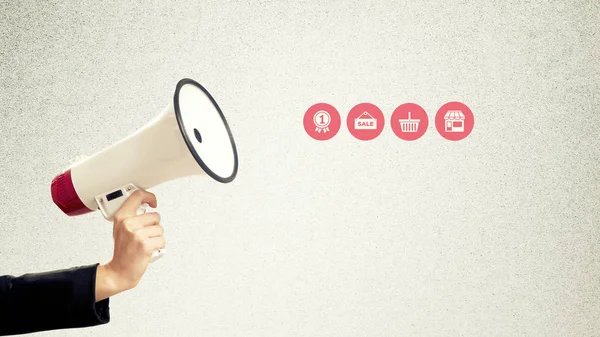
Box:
left=194, top=128, right=202, bottom=143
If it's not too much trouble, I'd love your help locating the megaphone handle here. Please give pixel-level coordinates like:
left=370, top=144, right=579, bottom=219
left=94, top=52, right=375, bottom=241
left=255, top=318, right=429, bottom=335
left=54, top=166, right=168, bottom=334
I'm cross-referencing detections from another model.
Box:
left=136, top=202, right=166, bottom=263
left=96, top=184, right=166, bottom=264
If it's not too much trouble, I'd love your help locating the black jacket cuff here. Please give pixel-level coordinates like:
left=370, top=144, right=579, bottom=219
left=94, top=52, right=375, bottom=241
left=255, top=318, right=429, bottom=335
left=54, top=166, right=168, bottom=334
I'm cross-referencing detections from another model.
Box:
left=0, top=263, right=110, bottom=335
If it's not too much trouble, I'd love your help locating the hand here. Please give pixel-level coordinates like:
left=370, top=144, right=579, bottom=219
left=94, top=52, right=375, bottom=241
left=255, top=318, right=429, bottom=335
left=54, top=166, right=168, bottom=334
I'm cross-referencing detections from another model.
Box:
left=95, top=190, right=165, bottom=301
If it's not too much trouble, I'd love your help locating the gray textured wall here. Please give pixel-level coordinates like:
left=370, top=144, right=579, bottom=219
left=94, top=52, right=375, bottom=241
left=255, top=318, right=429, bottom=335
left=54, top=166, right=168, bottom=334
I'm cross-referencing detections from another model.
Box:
left=1, top=1, right=599, bottom=336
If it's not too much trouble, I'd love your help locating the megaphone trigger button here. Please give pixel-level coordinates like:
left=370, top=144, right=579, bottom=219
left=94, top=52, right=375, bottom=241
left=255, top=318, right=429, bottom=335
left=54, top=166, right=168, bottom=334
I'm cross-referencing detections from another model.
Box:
left=136, top=202, right=149, bottom=215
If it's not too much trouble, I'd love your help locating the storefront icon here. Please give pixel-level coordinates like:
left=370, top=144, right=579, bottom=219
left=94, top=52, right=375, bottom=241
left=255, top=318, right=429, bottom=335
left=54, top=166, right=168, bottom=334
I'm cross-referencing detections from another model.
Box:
left=444, top=110, right=465, bottom=132
left=354, top=111, right=377, bottom=130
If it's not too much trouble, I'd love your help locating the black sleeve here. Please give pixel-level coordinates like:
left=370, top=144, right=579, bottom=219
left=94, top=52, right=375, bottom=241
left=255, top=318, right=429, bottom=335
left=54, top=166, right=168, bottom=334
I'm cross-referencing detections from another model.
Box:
left=0, top=263, right=110, bottom=336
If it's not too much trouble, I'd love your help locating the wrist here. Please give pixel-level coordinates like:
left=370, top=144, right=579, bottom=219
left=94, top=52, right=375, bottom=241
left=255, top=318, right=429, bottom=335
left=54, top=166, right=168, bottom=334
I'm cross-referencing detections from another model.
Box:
left=95, top=263, right=132, bottom=302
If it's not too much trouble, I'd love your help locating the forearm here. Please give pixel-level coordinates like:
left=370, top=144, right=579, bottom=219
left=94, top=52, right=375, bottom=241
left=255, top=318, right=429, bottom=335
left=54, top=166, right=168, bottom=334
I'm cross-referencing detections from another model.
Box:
left=0, top=264, right=110, bottom=336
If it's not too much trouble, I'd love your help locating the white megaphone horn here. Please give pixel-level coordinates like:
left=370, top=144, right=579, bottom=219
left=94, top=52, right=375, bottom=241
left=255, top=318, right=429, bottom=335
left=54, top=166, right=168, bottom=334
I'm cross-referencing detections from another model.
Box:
left=50, top=78, right=239, bottom=262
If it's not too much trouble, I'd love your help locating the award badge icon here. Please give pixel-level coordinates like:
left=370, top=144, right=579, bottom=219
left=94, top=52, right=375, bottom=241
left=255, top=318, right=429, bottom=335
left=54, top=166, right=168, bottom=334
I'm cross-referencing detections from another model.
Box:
left=303, top=103, right=341, bottom=141
left=314, top=110, right=332, bottom=133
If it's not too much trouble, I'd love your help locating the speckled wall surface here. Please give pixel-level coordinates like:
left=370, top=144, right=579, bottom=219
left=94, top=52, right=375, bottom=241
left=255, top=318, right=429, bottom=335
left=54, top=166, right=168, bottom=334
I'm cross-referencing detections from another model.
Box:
left=1, top=1, right=599, bottom=336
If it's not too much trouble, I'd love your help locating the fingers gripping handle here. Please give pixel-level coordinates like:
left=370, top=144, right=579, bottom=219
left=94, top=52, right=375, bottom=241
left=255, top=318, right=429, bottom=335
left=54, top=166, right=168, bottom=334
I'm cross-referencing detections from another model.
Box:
left=136, top=202, right=166, bottom=263
left=95, top=183, right=165, bottom=263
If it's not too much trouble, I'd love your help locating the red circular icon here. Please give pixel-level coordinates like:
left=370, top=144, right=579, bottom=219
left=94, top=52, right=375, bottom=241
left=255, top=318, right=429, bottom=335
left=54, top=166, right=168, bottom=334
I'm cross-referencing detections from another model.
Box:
left=346, top=103, right=385, bottom=141
left=435, top=102, right=474, bottom=141
left=390, top=103, right=429, bottom=141
left=303, top=103, right=341, bottom=141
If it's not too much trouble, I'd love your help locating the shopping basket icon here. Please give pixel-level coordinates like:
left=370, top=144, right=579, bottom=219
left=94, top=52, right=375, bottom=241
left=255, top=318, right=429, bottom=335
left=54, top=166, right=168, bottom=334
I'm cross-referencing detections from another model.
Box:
left=398, top=111, right=420, bottom=133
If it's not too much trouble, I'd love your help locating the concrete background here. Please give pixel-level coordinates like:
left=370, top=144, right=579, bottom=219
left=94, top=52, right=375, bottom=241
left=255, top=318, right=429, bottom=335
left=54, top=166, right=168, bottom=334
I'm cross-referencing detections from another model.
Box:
left=1, top=0, right=599, bottom=336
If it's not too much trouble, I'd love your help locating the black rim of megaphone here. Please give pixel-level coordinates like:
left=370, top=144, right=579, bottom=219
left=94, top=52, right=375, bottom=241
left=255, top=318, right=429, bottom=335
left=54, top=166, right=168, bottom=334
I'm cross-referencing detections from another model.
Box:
left=173, top=78, right=238, bottom=183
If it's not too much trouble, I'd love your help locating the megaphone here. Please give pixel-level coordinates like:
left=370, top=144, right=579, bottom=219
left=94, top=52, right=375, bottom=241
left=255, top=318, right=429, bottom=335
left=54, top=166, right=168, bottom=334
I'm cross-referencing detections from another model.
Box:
left=50, top=78, right=238, bottom=262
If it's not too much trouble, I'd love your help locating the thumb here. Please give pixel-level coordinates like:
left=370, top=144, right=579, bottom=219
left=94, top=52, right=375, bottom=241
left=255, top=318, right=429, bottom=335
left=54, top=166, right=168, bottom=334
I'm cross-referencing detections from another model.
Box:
left=114, top=190, right=157, bottom=221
